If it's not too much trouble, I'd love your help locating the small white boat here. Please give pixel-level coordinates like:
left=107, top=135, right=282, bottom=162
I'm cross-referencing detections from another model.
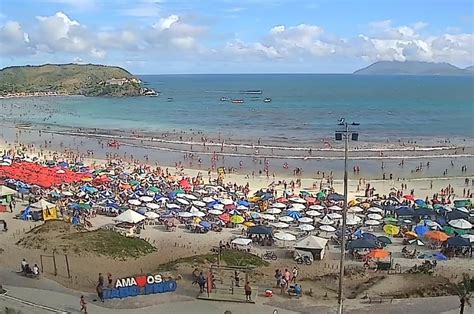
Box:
left=264, top=98, right=272, bottom=103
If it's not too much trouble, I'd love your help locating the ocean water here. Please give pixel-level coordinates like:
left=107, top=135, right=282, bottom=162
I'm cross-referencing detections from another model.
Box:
left=1, top=74, right=474, bottom=146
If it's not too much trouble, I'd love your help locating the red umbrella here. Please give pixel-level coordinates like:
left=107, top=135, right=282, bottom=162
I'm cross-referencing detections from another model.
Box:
left=403, top=195, right=415, bottom=201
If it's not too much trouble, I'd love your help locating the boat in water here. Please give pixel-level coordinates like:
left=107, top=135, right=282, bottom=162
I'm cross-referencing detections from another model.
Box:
left=220, top=97, right=230, bottom=101
left=242, top=90, right=262, bottom=95
left=264, top=98, right=272, bottom=103
left=231, top=99, right=244, bottom=104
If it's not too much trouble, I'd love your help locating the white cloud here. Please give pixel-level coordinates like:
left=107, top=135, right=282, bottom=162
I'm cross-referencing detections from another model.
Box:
left=155, top=15, right=179, bottom=30
left=0, top=21, right=31, bottom=55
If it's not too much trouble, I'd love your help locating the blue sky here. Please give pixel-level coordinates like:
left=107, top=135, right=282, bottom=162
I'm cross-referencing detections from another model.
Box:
left=0, top=0, right=473, bottom=74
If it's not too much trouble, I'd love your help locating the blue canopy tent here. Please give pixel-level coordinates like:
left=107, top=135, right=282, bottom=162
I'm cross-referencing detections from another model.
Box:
left=248, top=225, right=273, bottom=235
left=327, top=193, right=344, bottom=202
left=347, top=238, right=378, bottom=250
left=396, top=206, right=415, bottom=217
left=447, top=236, right=471, bottom=248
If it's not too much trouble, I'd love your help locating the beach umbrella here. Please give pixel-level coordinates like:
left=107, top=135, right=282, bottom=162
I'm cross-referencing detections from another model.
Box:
left=146, top=203, right=160, bottom=210
left=425, top=230, right=449, bottom=242
left=213, top=203, right=224, bottom=210
left=145, top=211, right=160, bottom=219
left=346, top=218, right=359, bottom=226
left=329, top=205, right=342, bottom=211
left=447, top=236, right=471, bottom=248
left=415, top=225, right=429, bottom=236
left=139, top=196, right=154, bottom=203
left=384, top=217, right=398, bottom=224
left=383, top=224, right=400, bottom=236
left=166, top=203, right=180, bottom=209
left=250, top=212, right=261, bottom=219
left=367, top=213, right=383, bottom=220
left=230, top=215, right=245, bottom=224
left=433, top=252, right=448, bottom=261
left=220, top=199, right=234, bottom=205
left=267, top=208, right=282, bottom=214
left=261, top=214, right=276, bottom=221
left=177, top=198, right=190, bottom=205
left=403, top=195, right=415, bottom=201
left=349, top=206, right=364, bottom=213
left=368, top=207, right=383, bottom=213
left=448, top=219, right=472, bottom=230
left=289, top=197, right=306, bottom=204
left=367, top=249, right=390, bottom=259
left=202, top=197, right=215, bottom=203
left=243, top=221, right=255, bottom=227
left=272, top=202, right=287, bottom=209
left=178, top=211, right=193, bottom=218
left=447, top=210, right=469, bottom=220
left=287, top=211, right=302, bottom=219
left=183, top=194, right=198, bottom=200
left=192, top=210, right=206, bottom=218
left=236, top=205, right=248, bottom=211
left=274, top=232, right=296, bottom=241
left=461, top=234, right=474, bottom=243
left=208, top=209, right=223, bottom=215
left=279, top=216, right=294, bottom=222
left=219, top=213, right=230, bottom=222
left=456, top=207, right=469, bottom=213
left=298, top=217, right=313, bottom=223
left=148, top=186, right=160, bottom=193
left=320, top=225, right=336, bottom=232
left=328, top=212, right=342, bottom=220
left=298, top=224, right=315, bottom=231
left=309, top=204, right=325, bottom=210
left=404, top=231, right=418, bottom=239
left=192, top=200, right=206, bottom=207
left=128, top=199, right=141, bottom=206
left=365, top=220, right=382, bottom=226
left=319, top=216, right=334, bottom=225
left=377, top=236, right=392, bottom=245
left=306, top=210, right=322, bottom=217
left=199, top=221, right=211, bottom=228
left=270, top=222, right=290, bottom=228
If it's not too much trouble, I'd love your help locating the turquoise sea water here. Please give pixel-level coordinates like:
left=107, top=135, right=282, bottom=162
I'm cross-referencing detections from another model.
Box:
left=1, top=74, right=474, bottom=145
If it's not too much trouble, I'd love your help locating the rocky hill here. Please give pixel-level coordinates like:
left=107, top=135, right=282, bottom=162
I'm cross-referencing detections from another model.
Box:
left=0, top=63, right=157, bottom=97
left=354, top=61, right=473, bottom=76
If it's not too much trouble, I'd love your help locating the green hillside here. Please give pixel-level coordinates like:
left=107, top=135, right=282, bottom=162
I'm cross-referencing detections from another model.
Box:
left=0, top=63, right=153, bottom=96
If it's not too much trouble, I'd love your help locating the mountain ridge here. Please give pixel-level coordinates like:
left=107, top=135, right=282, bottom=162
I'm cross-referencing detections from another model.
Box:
left=354, top=61, right=473, bottom=76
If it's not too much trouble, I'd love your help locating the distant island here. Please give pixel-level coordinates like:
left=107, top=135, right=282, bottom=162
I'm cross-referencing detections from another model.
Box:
left=0, top=63, right=158, bottom=98
left=354, top=61, right=474, bottom=76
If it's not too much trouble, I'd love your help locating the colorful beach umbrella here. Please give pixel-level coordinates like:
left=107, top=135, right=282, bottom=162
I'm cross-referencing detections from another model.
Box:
left=425, top=230, right=449, bottom=242
left=367, top=249, right=390, bottom=259
left=230, top=215, right=245, bottom=224
left=383, top=224, right=400, bottom=236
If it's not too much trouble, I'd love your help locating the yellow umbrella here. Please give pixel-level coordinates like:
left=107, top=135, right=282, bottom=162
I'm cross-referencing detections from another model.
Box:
left=243, top=221, right=255, bottom=227
left=383, top=224, right=400, bottom=236
left=81, top=177, right=92, bottom=182
left=230, top=215, right=245, bottom=224
left=348, top=199, right=359, bottom=207
left=193, top=217, right=202, bottom=224
left=360, top=202, right=370, bottom=209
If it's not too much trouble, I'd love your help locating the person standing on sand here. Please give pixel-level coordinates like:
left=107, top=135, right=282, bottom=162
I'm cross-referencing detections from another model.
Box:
left=96, top=284, right=104, bottom=302
left=107, top=273, right=113, bottom=288
left=244, top=281, right=252, bottom=301
left=80, top=296, right=87, bottom=314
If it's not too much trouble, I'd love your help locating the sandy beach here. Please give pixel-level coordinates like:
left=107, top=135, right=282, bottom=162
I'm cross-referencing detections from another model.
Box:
left=0, top=126, right=473, bottom=314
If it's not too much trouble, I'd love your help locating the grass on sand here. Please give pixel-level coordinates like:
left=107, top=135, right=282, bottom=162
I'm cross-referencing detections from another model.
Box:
left=16, top=220, right=155, bottom=260
left=158, top=249, right=268, bottom=271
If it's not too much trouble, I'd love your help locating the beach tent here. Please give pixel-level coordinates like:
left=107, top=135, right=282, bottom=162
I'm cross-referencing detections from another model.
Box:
left=447, top=236, right=471, bottom=248
left=347, top=238, right=377, bottom=250
left=0, top=185, right=16, bottom=197
left=294, top=235, right=328, bottom=260
left=114, top=209, right=146, bottom=224
left=231, top=238, right=252, bottom=246
left=247, top=225, right=273, bottom=235
left=31, top=199, right=57, bottom=221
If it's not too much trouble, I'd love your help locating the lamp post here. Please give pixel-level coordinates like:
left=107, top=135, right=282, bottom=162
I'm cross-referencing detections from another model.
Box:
left=335, top=118, right=359, bottom=314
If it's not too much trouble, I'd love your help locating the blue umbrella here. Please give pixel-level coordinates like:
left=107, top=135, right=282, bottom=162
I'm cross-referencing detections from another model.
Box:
left=200, top=221, right=211, bottom=228
left=361, top=233, right=378, bottom=243
left=415, top=225, right=429, bottom=236
left=18, top=188, right=29, bottom=194
left=137, top=207, right=147, bottom=215
left=415, top=199, right=426, bottom=206
left=433, top=252, right=448, bottom=261
left=287, top=211, right=302, bottom=219
left=238, top=200, right=250, bottom=207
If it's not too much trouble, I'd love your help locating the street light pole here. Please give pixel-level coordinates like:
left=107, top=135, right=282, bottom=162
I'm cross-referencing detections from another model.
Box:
left=335, top=119, right=359, bottom=314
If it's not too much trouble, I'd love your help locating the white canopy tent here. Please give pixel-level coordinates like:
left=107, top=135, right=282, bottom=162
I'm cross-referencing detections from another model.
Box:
left=115, top=209, right=146, bottom=224
left=294, top=235, right=328, bottom=260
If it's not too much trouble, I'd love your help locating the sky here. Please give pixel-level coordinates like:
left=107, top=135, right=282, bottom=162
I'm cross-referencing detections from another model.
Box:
left=0, top=0, right=473, bottom=74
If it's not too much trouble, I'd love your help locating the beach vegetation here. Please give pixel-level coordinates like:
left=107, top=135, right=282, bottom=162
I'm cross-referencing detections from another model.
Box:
left=0, top=63, right=149, bottom=97
left=16, top=220, right=156, bottom=260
